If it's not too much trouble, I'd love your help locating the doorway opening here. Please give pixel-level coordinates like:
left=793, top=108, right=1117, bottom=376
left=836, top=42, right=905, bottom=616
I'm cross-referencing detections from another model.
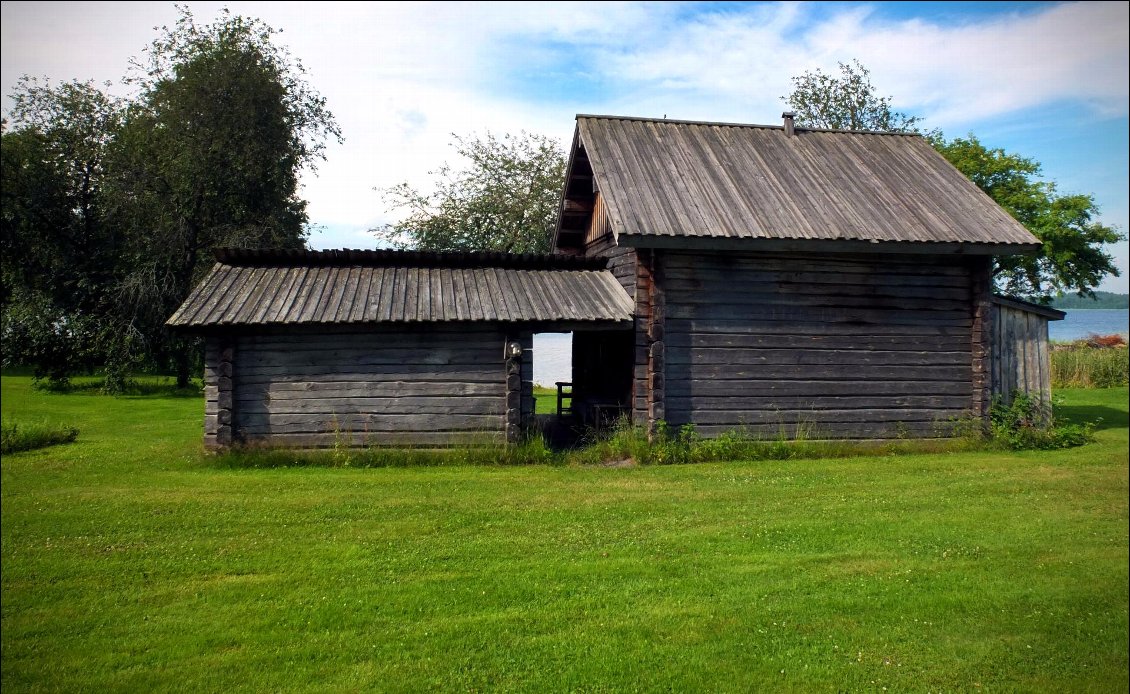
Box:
left=532, top=332, right=573, bottom=417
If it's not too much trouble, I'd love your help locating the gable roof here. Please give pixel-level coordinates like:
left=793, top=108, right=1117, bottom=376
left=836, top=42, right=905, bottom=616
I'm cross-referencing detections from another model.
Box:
left=556, top=114, right=1041, bottom=253
left=167, top=248, right=635, bottom=329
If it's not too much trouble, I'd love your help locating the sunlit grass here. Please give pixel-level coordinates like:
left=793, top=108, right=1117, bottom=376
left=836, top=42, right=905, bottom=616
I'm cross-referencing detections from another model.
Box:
left=2, top=374, right=1127, bottom=692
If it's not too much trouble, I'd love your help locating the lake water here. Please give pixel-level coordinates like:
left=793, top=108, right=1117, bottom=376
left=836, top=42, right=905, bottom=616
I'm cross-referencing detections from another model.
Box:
left=532, top=309, right=1129, bottom=386
left=1048, top=309, right=1129, bottom=342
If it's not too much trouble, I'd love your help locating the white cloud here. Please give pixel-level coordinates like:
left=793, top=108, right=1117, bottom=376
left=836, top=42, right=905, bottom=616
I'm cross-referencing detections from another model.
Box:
left=3, top=0, right=1126, bottom=286
left=594, top=1, right=1129, bottom=129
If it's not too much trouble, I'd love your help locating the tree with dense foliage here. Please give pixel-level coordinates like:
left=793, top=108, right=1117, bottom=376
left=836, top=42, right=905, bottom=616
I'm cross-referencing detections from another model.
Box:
left=110, top=7, right=341, bottom=386
left=783, top=62, right=1122, bottom=301
left=1, top=79, right=125, bottom=386
left=934, top=136, right=1121, bottom=299
left=376, top=131, right=566, bottom=254
left=1, top=7, right=341, bottom=389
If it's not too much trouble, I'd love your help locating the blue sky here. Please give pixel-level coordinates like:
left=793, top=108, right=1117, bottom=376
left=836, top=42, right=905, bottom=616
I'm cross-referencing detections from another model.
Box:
left=3, top=1, right=1127, bottom=291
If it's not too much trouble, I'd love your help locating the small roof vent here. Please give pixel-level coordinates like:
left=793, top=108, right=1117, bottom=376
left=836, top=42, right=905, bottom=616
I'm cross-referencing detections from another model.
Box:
left=782, top=112, right=796, bottom=137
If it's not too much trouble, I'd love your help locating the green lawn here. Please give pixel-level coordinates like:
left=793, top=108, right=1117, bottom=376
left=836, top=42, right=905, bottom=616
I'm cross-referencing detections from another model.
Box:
left=2, top=375, right=1127, bottom=692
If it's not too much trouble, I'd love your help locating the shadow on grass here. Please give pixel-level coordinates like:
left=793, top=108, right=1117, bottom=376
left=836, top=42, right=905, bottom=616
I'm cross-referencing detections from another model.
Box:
left=1056, top=404, right=1129, bottom=431
left=47, top=381, right=203, bottom=399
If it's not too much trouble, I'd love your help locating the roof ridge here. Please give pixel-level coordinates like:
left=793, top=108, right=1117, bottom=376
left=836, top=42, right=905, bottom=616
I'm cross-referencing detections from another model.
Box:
left=213, top=247, right=610, bottom=271
left=575, top=113, right=922, bottom=137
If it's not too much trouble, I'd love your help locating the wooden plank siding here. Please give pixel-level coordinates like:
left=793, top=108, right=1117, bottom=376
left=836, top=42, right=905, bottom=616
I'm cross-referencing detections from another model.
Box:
left=584, top=192, right=610, bottom=246
left=228, top=328, right=515, bottom=447
left=990, top=301, right=1053, bottom=409
left=660, top=251, right=977, bottom=439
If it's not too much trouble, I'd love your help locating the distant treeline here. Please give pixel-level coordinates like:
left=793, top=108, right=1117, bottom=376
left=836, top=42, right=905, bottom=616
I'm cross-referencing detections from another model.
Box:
left=1050, top=292, right=1129, bottom=310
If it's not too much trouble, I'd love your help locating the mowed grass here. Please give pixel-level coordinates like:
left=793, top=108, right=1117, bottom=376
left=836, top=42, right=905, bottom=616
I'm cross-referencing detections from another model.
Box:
left=2, top=375, right=1127, bottom=692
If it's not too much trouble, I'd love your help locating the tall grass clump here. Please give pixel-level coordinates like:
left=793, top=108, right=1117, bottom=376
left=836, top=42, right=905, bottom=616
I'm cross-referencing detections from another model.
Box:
left=1051, top=336, right=1129, bottom=388
left=563, top=418, right=936, bottom=465
left=1, top=419, right=79, bottom=454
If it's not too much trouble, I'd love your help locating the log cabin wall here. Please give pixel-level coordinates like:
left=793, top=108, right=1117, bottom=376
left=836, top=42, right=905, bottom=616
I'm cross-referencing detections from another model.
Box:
left=225, top=327, right=515, bottom=447
left=661, top=251, right=978, bottom=439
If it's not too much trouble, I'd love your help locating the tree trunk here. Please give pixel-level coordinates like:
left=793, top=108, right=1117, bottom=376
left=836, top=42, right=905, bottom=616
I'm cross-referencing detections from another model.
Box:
left=175, top=349, right=192, bottom=389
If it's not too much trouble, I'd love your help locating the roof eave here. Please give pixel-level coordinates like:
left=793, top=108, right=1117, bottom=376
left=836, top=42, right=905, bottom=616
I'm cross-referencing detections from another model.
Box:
left=991, top=294, right=1067, bottom=321
left=614, top=234, right=1042, bottom=256
left=165, top=317, right=635, bottom=334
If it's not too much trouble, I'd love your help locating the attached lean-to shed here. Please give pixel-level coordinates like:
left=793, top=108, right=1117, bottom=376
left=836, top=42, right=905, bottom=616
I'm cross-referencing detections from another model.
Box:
left=989, top=295, right=1065, bottom=406
left=168, top=249, right=633, bottom=448
left=553, top=113, right=1044, bottom=439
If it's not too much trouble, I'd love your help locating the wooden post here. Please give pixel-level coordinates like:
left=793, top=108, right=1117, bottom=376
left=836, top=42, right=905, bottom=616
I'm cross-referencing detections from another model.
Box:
left=217, top=339, right=235, bottom=447
left=970, top=258, right=993, bottom=430
left=504, top=339, right=523, bottom=444
left=647, top=251, right=666, bottom=442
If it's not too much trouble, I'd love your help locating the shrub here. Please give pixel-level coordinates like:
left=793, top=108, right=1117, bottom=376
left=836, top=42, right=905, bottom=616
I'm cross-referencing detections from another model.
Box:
left=986, top=395, right=1093, bottom=450
left=1, top=419, right=79, bottom=454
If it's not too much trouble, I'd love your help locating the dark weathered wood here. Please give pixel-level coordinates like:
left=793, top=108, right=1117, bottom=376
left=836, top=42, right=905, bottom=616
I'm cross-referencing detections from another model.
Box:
left=667, top=395, right=972, bottom=410
left=684, top=408, right=969, bottom=425
left=238, top=347, right=499, bottom=367
left=664, top=277, right=972, bottom=300
left=666, top=379, right=972, bottom=397
left=237, top=431, right=506, bottom=448
left=236, top=397, right=504, bottom=415
left=969, top=257, right=993, bottom=425
left=665, top=348, right=970, bottom=367
left=222, top=328, right=509, bottom=446
left=657, top=250, right=975, bottom=439
left=646, top=250, right=665, bottom=439
left=504, top=334, right=526, bottom=443
left=665, top=303, right=971, bottom=326
left=686, top=421, right=956, bottom=439
left=235, top=412, right=502, bottom=433
left=666, top=332, right=971, bottom=351
left=988, top=299, right=1055, bottom=421
left=671, top=290, right=970, bottom=313
left=235, top=381, right=501, bottom=397
left=214, top=338, right=235, bottom=446
left=666, top=363, right=971, bottom=381
left=661, top=250, right=972, bottom=275
left=663, top=267, right=972, bottom=288
left=666, top=319, right=971, bottom=337
left=234, top=365, right=502, bottom=381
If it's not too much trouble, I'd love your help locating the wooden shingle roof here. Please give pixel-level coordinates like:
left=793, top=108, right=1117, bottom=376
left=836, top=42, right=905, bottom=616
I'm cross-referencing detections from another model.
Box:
left=562, top=115, right=1041, bottom=253
left=167, top=248, right=635, bottom=328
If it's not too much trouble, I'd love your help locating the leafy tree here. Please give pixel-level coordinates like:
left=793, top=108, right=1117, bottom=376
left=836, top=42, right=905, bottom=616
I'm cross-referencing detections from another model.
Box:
left=783, top=60, right=925, bottom=133
left=2, top=7, right=341, bottom=389
left=782, top=62, right=1122, bottom=300
left=936, top=136, right=1121, bottom=299
left=1, top=79, right=124, bottom=387
left=376, top=131, right=565, bottom=254
left=2, top=79, right=123, bottom=309
left=110, top=6, right=341, bottom=386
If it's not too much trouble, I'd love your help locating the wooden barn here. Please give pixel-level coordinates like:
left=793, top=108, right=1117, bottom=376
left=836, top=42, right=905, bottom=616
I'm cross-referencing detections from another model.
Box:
left=170, top=113, right=1053, bottom=448
left=167, top=249, right=634, bottom=448
left=553, top=114, right=1043, bottom=439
